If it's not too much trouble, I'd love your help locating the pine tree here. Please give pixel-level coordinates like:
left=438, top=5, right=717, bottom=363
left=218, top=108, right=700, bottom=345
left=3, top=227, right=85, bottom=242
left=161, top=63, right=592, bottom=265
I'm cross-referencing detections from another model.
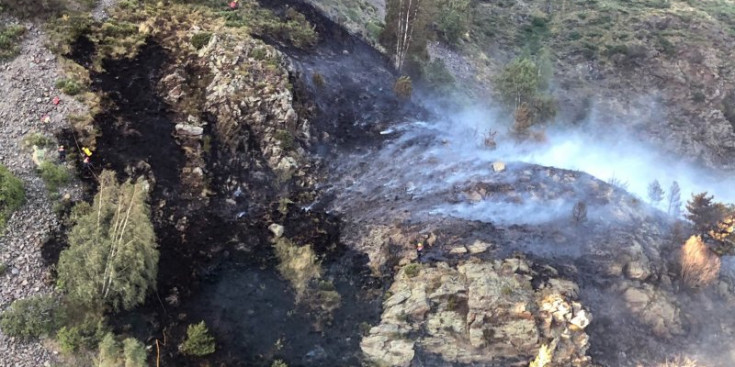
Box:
left=667, top=181, right=681, bottom=217
left=57, top=170, right=158, bottom=311
left=181, top=321, right=216, bottom=357
left=685, top=192, right=727, bottom=233
left=647, top=179, right=664, bottom=206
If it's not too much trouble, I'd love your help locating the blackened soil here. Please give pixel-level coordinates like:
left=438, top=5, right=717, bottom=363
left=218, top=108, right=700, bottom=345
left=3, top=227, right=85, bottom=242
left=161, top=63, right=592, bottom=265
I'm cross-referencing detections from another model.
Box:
left=183, top=246, right=382, bottom=367
left=67, top=33, right=385, bottom=366
left=256, top=0, right=427, bottom=152
left=92, top=42, right=184, bottom=194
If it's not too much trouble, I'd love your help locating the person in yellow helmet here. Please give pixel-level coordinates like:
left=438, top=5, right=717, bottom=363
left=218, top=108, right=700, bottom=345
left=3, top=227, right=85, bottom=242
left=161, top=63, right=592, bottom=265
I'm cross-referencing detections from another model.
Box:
left=416, top=242, right=424, bottom=259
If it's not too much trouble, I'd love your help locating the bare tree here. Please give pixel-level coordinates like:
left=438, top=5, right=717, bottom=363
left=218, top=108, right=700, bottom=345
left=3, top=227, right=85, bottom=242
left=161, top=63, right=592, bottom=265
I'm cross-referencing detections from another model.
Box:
left=394, top=0, right=424, bottom=71
left=647, top=179, right=664, bottom=206
left=667, top=181, right=681, bottom=217
left=572, top=201, right=587, bottom=224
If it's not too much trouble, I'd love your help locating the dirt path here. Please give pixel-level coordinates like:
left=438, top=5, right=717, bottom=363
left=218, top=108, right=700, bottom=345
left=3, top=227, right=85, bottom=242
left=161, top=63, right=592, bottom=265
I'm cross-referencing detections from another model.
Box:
left=0, top=18, right=86, bottom=367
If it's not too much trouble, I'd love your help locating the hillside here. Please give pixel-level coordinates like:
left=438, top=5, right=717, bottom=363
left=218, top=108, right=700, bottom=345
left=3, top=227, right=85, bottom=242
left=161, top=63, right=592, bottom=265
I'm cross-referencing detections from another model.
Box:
left=1, top=0, right=735, bottom=367
left=310, top=0, right=735, bottom=170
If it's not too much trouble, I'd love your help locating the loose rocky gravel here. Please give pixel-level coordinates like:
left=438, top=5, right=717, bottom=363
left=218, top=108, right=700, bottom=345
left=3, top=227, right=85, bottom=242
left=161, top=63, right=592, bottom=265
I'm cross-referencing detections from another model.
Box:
left=0, top=18, right=86, bottom=367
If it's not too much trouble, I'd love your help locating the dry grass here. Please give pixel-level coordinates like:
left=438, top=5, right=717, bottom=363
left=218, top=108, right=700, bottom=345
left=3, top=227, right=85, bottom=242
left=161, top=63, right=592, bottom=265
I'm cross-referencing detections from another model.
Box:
left=529, top=343, right=553, bottom=367
left=512, top=103, right=533, bottom=136
left=658, top=355, right=699, bottom=367
left=273, top=237, right=322, bottom=298
left=393, top=76, right=412, bottom=99
left=680, top=235, right=720, bottom=288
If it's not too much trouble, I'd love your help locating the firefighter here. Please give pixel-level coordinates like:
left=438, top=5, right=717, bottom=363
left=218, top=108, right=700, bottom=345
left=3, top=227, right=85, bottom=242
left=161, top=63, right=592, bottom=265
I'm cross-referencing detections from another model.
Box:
left=83, top=156, right=92, bottom=171
left=57, top=145, right=66, bottom=163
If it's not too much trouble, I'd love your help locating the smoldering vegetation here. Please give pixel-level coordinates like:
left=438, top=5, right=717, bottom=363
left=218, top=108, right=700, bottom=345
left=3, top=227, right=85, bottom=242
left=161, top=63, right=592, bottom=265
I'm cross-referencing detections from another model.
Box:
left=328, top=101, right=735, bottom=229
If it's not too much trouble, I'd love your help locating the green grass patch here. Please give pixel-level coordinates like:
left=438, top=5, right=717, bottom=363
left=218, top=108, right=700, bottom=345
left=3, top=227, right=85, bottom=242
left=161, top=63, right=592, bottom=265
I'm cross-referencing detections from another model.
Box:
left=191, top=32, right=212, bottom=50
left=404, top=263, right=421, bottom=278
left=22, top=132, right=55, bottom=149
left=274, top=130, right=295, bottom=151
left=38, top=161, right=71, bottom=193
left=55, top=78, right=83, bottom=95
left=0, top=165, right=25, bottom=233
left=0, top=24, right=26, bottom=61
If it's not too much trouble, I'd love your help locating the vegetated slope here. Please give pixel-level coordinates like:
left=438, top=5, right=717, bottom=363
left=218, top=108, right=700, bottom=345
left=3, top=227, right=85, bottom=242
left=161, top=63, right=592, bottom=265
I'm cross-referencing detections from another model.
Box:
left=308, top=0, right=735, bottom=170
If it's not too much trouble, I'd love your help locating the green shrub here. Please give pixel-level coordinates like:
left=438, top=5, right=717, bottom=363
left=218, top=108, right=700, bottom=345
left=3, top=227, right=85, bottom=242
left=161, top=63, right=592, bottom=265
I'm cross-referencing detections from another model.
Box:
left=656, top=35, right=676, bottom=56
left=98, top=333, right=122, bottom=367
left=0, top=164, right=25, bottom=232
left=22, top=132, right=55, bottom=149
left=366, top=21, right=383, bottom=41
left=251, top=47, right=268, bottom=60
left=275, top=130, right=295, bottom=151
left=0, top=24, right=25, bottom=60
left=56, top=316, right=107, bottom=354
left=181, top=321, right=216, bottom=357
left=436, top=0, right=471, bottom=44
left=38, top=161, right=70, bottom=192
left=191, top=32, right=212, bottom=50
left=0, top=262, right=6, bottom=275
left=55, top=79, right=83, bottom=95
left=98, top=333, right=147, bottom=367
left=123, top=338, right=147, bottom=366
left=692, top=90, right=706, bottom=103
left=404, top=263, right=421, bottom=278
left=271, top=360, right=288, bottom=367
left=45, top=13, right=93, bottom=55
left=0, top=295, right=64, bottom=340
left=283, top=8, right=318, bottom=48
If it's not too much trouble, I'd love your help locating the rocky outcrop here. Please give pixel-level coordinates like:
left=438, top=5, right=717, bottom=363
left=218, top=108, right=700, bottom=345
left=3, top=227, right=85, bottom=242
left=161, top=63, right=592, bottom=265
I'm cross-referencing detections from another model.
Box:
left=361, top=257, right=592, bottom=366
left=149, top=16, right=310, bottom=202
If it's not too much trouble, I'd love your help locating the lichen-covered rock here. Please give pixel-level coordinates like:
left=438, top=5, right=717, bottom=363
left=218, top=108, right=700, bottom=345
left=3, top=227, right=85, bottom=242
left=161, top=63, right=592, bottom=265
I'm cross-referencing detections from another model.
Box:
left=361, top=257, right=592, bottom=366
left=621, top=282, right=683, bottom=338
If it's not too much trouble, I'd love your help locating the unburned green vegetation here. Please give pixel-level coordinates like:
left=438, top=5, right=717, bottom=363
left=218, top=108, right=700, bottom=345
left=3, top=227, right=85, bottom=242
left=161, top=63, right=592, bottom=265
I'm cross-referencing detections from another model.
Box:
left=0, top=165, right=25, bottom=233
left=97, top=333, right=147, bottom=367
left=0, top=169, right=157, bottom=364
left=0, top=295, right=64, bottom=340
left=180, top=321, right=216, bottom=357
left=56, top=78, right=83, bottom=95
left=0, top=24, right=26, bottom=61
left=38, top=161, right=71, bottom=193
left=57, top=170, right=158, bottom=312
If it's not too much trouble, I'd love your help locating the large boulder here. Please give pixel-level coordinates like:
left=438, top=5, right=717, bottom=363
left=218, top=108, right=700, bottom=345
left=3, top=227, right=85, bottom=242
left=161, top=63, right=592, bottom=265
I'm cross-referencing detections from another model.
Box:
left=361, top=257, right=592, bottom=366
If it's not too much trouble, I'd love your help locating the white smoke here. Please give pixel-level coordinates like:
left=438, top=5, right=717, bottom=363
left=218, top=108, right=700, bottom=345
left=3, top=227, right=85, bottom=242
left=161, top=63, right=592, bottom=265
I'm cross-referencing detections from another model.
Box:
left=332, top=103, right=735, bottom=227
left=409, top=105, right=735, bottom=206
